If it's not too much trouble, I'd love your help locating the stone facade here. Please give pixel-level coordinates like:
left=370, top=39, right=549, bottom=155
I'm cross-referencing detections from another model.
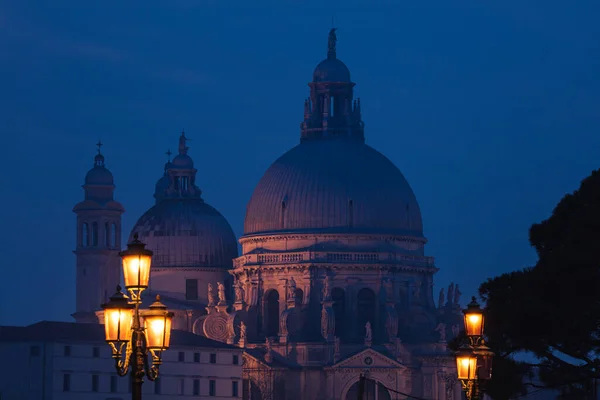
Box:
left=197, top=30, right=466, bottom=400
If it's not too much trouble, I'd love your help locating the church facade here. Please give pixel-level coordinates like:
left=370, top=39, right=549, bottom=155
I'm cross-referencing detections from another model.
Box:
left=73, top=30, right=465, bottom=400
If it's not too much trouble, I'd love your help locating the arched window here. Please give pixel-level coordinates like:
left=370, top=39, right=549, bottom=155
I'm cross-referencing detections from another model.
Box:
left=294, top=288, right=304, bottom=306
left=91, top=222, right=98, bottom=246
left=111, top=223, right=117, bottom=247
left=264, top=290, right=280, bottom=337
left=345, top=378, right=391, bottom=400
left=105, top=222, right=110, bottom=246
left=357, top=288, right=376, bottom=340
left=332, top=288, right=346, bottom=338
left=82, top=223, right=89, bottom=247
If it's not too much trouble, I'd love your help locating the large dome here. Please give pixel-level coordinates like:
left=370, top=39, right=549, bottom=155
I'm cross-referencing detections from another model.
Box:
left=244, top=139, right=423, bottom=236
left=130, top=199, right=238, bottom=269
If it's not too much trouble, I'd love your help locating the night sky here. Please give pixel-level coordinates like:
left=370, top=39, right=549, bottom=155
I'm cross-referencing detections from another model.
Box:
left=1, top=0, right=599, bottom=326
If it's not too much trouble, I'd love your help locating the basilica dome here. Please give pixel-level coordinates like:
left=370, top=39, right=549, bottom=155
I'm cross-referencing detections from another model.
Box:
left=131, top=132, right=238, bottom=269
left=244, top=139, right=423, bottom=236
left=130, top=198, right=237, bottom=268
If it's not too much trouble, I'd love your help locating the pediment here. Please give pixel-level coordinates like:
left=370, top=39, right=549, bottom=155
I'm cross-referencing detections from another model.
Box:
left=331, top=348, right=405, bottom=370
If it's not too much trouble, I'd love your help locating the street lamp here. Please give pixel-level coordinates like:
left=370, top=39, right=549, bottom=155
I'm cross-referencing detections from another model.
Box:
left=101, top=234, right=173, bottom=400
left=455, top=296, right=494, bottom=400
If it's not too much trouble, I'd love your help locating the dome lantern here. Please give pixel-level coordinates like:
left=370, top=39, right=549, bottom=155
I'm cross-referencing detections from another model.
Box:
left=302, top=29, right=364, bottom=143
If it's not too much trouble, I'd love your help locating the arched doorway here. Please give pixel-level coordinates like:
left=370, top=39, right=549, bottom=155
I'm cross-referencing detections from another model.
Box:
left=345, top=378, right=391, bottom=400
left=264, top=290, right=280, bottom=337
left=357, top=288, right=376, bottom=340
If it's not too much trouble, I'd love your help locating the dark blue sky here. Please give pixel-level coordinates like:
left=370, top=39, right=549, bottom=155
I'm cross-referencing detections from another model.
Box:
left=1, top=0, right=599, bottom=326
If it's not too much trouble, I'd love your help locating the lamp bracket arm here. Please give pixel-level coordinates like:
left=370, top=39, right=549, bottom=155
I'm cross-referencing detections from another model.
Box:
left=111, top=340, right=132, bottom=376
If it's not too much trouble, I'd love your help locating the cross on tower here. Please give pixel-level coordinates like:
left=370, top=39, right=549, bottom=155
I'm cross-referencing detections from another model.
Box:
left=96, top=140, right=103, bottom=154
left=166, top=149, right=172, bottom=161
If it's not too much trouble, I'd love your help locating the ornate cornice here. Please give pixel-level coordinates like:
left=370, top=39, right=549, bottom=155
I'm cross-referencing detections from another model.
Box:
left=239, top=232, right=427, bottom=245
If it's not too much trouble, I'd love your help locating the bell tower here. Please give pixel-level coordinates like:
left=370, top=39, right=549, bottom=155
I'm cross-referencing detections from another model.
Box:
left=72, top=142, right=125, bottom=323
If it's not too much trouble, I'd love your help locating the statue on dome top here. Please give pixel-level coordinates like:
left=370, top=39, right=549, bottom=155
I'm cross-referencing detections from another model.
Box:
left=178, top=130, right=190, bottom=155
left=328, top=28, right=337, bottom=57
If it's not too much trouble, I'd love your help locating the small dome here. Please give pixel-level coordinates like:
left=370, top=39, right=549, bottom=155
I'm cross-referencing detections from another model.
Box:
left=84, top=166, right=114, bottom=186
left=172, top=154, right=194, bottom=169
left=244, top=140, right=423, bottom=236
left=313, top=58, right=351, bottom=83
left=130, top=199, right=238, bottom=269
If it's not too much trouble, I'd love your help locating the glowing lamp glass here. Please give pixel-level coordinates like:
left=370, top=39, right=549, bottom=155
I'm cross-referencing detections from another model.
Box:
left=101, top=287, right=134, bottom=343
left=104, top=307, right=133, bottom=342
left=141, top=296, right=173, bottom=351
left=456, top=351, right=477, bottom=380
left=463, top=297, right=485, bottom=337
left=120, top=235, right=153, bottom=292
left=122, top=253, right=152, bottom=290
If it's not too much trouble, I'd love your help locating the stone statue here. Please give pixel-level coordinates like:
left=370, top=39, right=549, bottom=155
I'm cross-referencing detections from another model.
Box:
left=435, top=323, right=447, bottom=342
left=217, top=282, right=226, bottom=304
left=447, top=283, right=455, bottom=307
left=438, top=288, right=445, bottom=309
left=287, top=277, right=297, bottom=300
left=328, top=28, right=337, bottom=55
left=178, top=131, right=189, bottom=155
left=365, top=321, right=372, bottom=341
left=334, top=336, right=340, bottom=355
left=454, top=284, right=462, bottom=306
left=207, top=283, right=216, bottom=306
left=239, top=321, right=247, bottom=341
left=452, top=324, right=460, bottom=338
left=234, top=280, right=245, bottom=303
left=322, top=275, right=331, bottom=301
left=265, top=337, right=273, bottom=352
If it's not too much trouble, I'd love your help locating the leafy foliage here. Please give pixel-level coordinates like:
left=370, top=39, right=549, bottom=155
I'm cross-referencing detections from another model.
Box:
left=479, top=169, right=600, bottom=399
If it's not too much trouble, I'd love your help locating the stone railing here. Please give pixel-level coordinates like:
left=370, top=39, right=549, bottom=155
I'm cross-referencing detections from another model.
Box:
left=234, top=251, right=435, bottom=268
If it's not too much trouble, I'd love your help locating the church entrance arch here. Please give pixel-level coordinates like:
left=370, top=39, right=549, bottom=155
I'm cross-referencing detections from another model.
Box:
left=345, top=378, right=392, bottom=400
left=264, top=289, right=280, bottom=337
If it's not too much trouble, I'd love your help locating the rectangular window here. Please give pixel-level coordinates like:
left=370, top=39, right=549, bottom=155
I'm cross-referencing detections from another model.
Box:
left=179, top=379, right=185, bottom=395
left=210, top=353, right=217, bottom=364
left=154, top=378, right=161, bottom=395
left=209, top=380, right=216, bottom=396
left=63, top=374, right=71, bottom=392
left=110, top=375, right=118, bottom=393
left=186, top=279, right=199, bottom=300
left=178, top=351, right=185, bottom=362
left=64, top=345, right=71, bottom=357
left=30, top=345, right=40, bottom=357
left=194, top=352, right=200, bottom=363
left=233, top=354, right=239, bottom=365
left=232, top=381, right=239, bottom=397
left=92, top=346, right=100, bottom=357
left=92, top=374, right=99, bottom=392
left=193, top=379, right=200, bottom=396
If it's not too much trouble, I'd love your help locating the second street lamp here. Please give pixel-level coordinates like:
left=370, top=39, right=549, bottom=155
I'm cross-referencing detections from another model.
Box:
left=101, top=234, right=173, bottom=400
left=455, top=296, right=494, bottom=400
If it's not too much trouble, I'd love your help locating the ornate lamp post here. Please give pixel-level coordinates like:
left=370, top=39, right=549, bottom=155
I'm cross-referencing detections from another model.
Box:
left=455, top=297, right=494, bottom=400
left=101, top=234, right=173, bottom=400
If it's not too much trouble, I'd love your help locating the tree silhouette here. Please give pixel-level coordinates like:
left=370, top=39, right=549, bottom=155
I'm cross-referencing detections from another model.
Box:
left=479, top=169, right=600, bottom=399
